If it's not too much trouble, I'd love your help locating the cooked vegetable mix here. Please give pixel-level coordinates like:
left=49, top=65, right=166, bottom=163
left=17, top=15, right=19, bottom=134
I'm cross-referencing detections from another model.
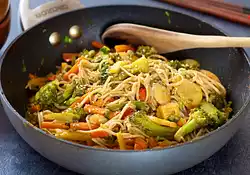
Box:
left=26, top=43, right=232, bottom=150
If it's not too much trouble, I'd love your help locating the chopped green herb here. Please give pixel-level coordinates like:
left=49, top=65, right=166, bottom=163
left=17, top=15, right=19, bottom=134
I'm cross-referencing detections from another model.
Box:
left=64, top=36, right=73, bottom=44
left=165, top=11, right=171, bottom=24
left=22, top=59, right=27, bottom=72
left=100, top=46, right=110, bottom=54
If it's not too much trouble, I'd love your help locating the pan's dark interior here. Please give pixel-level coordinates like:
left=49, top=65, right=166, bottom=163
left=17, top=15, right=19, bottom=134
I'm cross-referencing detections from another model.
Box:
left=1, top=5, right=250, bottom=121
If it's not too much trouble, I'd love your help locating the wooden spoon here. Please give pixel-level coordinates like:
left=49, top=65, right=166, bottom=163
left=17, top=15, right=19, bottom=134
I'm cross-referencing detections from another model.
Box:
left=102, top=23, right=250, bottom=53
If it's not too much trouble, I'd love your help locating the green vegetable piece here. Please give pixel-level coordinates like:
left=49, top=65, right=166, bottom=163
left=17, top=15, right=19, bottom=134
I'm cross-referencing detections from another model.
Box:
left=180, top=59, right=200, bottom=70
left=174, top=118, right=199, bottom=142
left=132, top=101, right=149, bottom=111
left=136, top=46, right=158, bottom=57
left=43, top=112, right=80, bottom=123
left=165, top=11, right=171, bottom=24
left=35, top=80, right=59, bottom=106
left=209, top=93, right=226, bottom=110
left=100, top=60, right=110, bottom=83
left=174, top=102, right=226, bottom=142
left=129, top=111, right=178, bottom=139
left=64, top=36, right=72, bottom=44
left=65, top=97, right=80, bottom=106
left=100, top=46, right=111, bottom=54
left=106, top=98, right=126, bottom=112
left=63, top=84, right=75, bottom=100
left=123, top=57, right=149, bottom=74
left=64, top=36, right=73, bottom=44
left=109, top=61, right=128, bottom=74
left=168, top=60, right=182, bottom=69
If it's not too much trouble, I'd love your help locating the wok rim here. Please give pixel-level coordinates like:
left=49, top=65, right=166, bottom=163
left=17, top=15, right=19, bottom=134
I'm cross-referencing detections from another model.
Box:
left=0, top=4, right=250, bottom=153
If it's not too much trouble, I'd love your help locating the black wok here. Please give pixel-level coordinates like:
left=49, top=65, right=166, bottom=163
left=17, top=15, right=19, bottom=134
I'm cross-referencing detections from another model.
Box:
left=0, top=5, right=250, bottom=175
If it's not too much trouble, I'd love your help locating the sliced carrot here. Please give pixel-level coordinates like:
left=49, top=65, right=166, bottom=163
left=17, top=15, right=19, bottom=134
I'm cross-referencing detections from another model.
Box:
left=134, top=138, right=148, bottom=150
left=91, top=130, right=109, bottom=138
left=84, top=105, right=106, bottom=115
left=70, top=122, right=99, bottom=130
left=30, top=104, right=41, bottom=112
left=70, top=94, right=90, bottom=108
left=62, top=53, right=79, bottom=62
left=148, top=137, right=158, bottom=148
left=114, top=45, right=135, bottom=52
left=139, top=87, right=146, bottom=101
left=63, top=57, right=85, bottom=81
left=177, top=118, right=186, bottom=127
left=41, top=122, right=69, bottom=129
left=122, top=108, right=134, bottom=119
left=92, top=41, right=105, bottom=49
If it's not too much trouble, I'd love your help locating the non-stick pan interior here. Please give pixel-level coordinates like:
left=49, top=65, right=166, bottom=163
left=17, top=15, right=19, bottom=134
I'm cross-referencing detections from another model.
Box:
left=1, top=5, right=250, bottom=121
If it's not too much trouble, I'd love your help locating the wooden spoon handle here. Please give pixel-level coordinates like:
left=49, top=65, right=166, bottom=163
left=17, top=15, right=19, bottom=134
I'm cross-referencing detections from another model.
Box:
left=169, top=35, right=250, bottom=49
left=102, top=23, right=250, bottom=53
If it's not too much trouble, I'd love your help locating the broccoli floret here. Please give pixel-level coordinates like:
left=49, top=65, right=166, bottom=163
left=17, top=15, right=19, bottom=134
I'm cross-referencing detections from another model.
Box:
left=174, top=102, right=227, bottom=142
left=35, top=80, right=59, bottom=106
left=80, top=49, right=96, bottom=58
left=209, top=93, right=227, bottom=110
left=168, top=60, right=182, bottom=69
left=168, top=59, right=200, bottom=70
left=100, top=46, right=110, bottom=54
left=129, top=111, right=178, bottom=139
left=136, top=46, right=158, bottom=57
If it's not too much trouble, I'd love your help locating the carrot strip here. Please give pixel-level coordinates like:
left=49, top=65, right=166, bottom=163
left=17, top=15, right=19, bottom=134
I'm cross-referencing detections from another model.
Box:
left=139, top=87, right=147, bottom=101
left=91, top=130, right=109, bottom=138
left=122, top=108, right=134, bottom=119
left=70, top=94, right=90, bottom=108
left=63, top=63, right=79, bottom=80
left=70, top=122, right=99, bottom=130
left=134, top=138, right=148, bottom=150
left=177, top=118, right=186, bottom=127
left=41, top=122, right=69, bottom=129
left=92, top=41, right=105, bottom=49
left=84, top=105, right=106, bottom=115
left=62, top=53, right=79, bottom=62
left=91, top=97, right=115, bottom=107
left=114, top=45, right=135, bottom=52
left=63, top=57, right=85, bottom=81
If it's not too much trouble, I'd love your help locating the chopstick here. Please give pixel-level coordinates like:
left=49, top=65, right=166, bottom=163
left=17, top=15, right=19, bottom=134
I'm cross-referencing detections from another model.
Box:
left=200, top=0, right=250, bottom=15
left=158, top=0, right=250, bottom=26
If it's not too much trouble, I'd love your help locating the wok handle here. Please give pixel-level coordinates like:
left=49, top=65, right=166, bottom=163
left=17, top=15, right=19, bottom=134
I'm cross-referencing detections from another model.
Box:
left=19, top=0, right=84, bottom=30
